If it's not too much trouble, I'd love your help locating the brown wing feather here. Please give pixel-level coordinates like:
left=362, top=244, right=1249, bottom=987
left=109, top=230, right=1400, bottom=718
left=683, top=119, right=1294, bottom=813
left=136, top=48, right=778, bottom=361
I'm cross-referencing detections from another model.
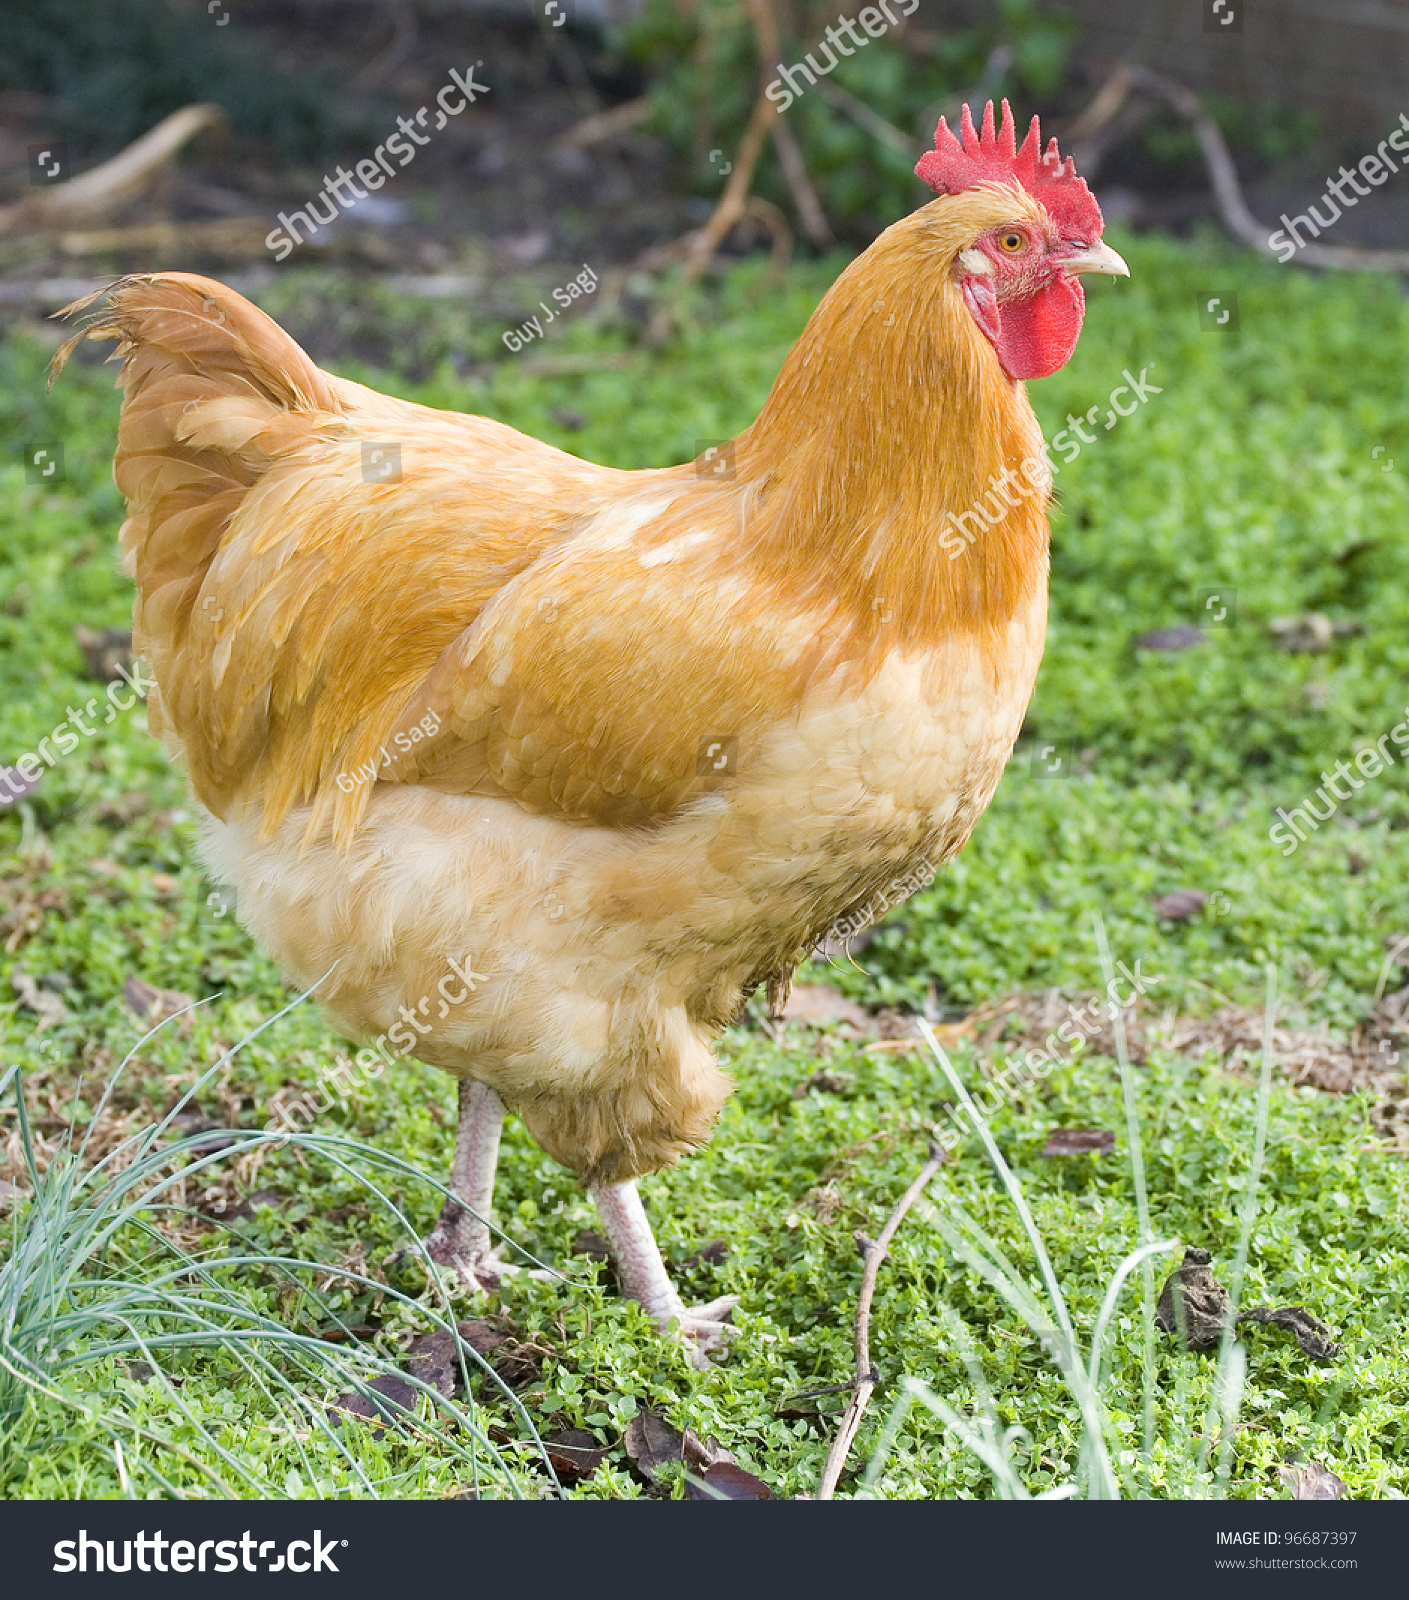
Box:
left=380, top=508, right=838, bottom=840
left=53, top=273, right=649, bottom=835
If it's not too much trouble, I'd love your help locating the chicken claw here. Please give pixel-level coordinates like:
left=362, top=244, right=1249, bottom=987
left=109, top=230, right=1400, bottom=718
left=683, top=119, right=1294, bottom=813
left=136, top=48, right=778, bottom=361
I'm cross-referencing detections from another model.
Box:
left=421, top=1216, right=516, bottom=1294
left=668, top=1294, right=741, bottom=1368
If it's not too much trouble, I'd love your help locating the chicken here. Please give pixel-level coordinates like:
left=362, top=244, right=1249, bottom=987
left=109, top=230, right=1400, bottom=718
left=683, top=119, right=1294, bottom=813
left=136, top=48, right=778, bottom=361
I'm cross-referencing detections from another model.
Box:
left=54, top=100, right=1126, bottom=1363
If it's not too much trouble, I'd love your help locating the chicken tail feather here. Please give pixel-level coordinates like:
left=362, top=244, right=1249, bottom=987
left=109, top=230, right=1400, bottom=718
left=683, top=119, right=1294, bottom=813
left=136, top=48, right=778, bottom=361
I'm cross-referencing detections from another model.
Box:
left=49, top=273, right=346, bottom=801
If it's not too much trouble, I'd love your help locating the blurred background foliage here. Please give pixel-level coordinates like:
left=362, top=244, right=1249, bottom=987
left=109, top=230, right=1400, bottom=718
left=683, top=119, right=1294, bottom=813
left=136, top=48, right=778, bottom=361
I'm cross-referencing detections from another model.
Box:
left=0, top=0, right=353, bottom=158
left=619, top=0, right=1074, bottom=229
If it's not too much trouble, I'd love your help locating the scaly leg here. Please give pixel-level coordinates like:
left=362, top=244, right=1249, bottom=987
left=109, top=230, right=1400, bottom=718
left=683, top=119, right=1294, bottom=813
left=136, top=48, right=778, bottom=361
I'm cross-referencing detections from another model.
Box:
left=591, top=1179, right=737, bottom=1369
left=423, top=1078, right=507, bottom=1290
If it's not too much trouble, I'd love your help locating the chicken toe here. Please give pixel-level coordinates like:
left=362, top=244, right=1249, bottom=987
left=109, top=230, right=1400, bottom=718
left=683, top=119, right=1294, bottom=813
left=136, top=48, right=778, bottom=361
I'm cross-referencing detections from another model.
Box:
left=591, top=1179, right=737, bottom=1367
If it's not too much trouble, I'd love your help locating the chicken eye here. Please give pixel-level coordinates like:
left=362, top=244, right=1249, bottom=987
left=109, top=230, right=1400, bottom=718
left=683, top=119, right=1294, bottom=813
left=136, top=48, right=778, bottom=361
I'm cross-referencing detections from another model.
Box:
left=998, top=232, right=1025, bottom=253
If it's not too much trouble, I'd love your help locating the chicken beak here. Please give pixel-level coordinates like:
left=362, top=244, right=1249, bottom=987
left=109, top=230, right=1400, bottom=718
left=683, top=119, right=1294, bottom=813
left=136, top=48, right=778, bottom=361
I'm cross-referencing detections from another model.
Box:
left=1062, top=239, right=1131, bottom=278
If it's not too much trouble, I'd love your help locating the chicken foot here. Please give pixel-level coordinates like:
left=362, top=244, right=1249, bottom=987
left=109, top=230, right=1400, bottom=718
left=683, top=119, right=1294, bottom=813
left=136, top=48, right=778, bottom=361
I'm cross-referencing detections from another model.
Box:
left=591, top=1179, right=738, bottom=1369
left=423, top=1078, right=510, bottom=1291
left=425, top=1081, right=735, bottom=1365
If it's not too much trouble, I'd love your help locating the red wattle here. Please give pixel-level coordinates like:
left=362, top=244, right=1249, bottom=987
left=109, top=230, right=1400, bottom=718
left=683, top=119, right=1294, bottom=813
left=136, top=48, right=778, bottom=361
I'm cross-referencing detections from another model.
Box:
left=993, top=275, right=1085, bottom=381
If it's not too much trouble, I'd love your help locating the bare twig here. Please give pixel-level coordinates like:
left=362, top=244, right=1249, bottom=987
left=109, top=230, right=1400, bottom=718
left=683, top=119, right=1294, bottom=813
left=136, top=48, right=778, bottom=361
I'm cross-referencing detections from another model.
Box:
left=555, top=97, right=652, bottom=151
left=1077, top=63, right=1409, bottom=275
left=816, top=1142, right=946, bottom=1500
left=349, top=0, right=419, bottom=91
left=771, top=115, right=833, bottom=248
left=646, top=0, right=806, bottom=340
left=814, top=77, right=914, bottom=156
left=53, top=218, right=270, bottom=256
left=1067, top=61, right=1140, bottom=146
left=644, top=88, right=778, bottom=343
left=743, top=193, right=794, bottom=277
left=1374, top=934, right=1409, bottom=1004
left=682, top=83, right=778, bottom=282
left=743, top=0, right=830, bottom=248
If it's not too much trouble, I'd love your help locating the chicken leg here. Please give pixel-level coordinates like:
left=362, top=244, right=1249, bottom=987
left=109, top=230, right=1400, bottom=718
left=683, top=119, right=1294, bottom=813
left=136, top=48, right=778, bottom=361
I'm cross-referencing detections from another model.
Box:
left=423, top=1077, right=508, bottom=1290
left=591, top=1179, right=738, bottom=1369
left=426, top=1081, right=735, bottom=1364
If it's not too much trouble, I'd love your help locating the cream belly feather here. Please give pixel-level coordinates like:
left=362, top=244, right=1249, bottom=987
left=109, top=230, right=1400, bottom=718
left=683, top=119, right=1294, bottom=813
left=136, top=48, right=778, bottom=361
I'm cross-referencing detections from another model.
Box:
left=199, top=590, right=1045, bottom=1182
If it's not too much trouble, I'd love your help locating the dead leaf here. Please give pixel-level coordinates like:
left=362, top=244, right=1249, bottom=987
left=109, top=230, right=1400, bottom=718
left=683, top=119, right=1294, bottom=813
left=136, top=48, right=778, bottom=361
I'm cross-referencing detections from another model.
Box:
left=684, top=1239, right=729, bottom=1267
left=12, top=970, right=68, bottom=1030
left=1153, top=889, right=1208, bottom=922
left=1268, top=615, right=1359, bottom=654
left=73, top=623, right=134, bottom=683
left=0, top=1178, right=28, bottom=1209
left=123, top=976, right=196, bottom=1028
left=168, top=1109, right=236, bottom=1154
left=1278, top=1461, right=1347, bottom=1500
left=1237, top=1305, right=1341, bottom=1361
left=332, top=1374, right=418, bottom=1426
left=1155, top=1248, right=1232, bottom=1351
left=1157, top=1248, right=1342, bottom=1363
left=403, top=1320, right=528, bottom=1399
left=792, top=1070, right=855, bottom=1098
left=543, top=1428, right=608, bottom=1486
left=1134, top=624, right=1203, bottom=652
left=408, top=1330, right=463, bottom=1398
left=780, top=984, right=873, bottom=1032
left=624, top=1409, right=735, bottom=1486
left=686, top=1461, right=775, bottom=1500
left=571, top=1229, right=611, bottom=1261
left=624, top=1409, right=686, bottom=1482
left=1041, top=1128, right=1114, bottom=1156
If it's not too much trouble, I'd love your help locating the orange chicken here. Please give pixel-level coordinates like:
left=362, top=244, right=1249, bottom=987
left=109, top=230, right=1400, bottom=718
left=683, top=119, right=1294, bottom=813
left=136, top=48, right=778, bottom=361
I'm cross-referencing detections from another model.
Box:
left=56, top=101, right=1126, bottom=1362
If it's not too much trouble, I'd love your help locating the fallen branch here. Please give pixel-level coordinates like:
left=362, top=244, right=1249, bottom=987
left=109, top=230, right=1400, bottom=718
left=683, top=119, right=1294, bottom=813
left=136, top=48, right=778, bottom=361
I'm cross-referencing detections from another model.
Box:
left=0, top=104, right=226, bottom=232
left=644, top=88, right=779, bottom=343
left=745, top=0, right=830, bottom=250
left=682, top=87, right=779, bottom=285
left=816, top=1141, right=946, bottom=1500
left=53, top=217, right=271, bottom=256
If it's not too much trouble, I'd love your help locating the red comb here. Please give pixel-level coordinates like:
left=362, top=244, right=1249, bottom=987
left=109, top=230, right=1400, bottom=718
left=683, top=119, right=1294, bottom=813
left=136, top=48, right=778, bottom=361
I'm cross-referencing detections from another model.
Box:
left=915, top=98, right=1104, bottom=239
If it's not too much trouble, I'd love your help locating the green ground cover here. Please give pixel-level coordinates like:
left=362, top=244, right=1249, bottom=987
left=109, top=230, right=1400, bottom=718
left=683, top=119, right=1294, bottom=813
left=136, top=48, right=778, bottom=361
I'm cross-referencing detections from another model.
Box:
left=1, top=227, right=1406, bottom=1498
